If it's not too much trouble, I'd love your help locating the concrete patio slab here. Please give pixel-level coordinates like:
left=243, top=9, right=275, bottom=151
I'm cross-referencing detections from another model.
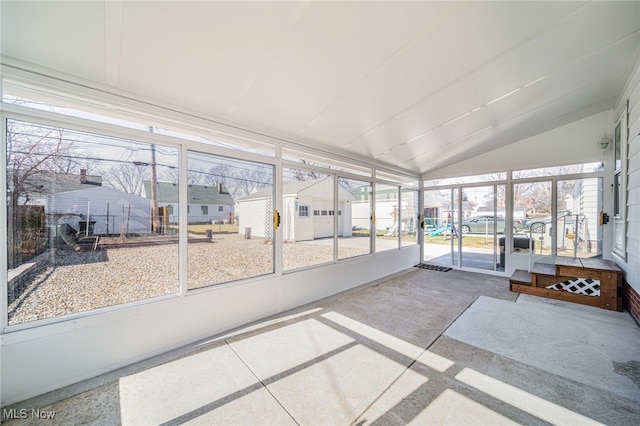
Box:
left=354, top=369, right=428, bottom=425
left=227, top=318, right=354, bottom=380
left=4, top=268, right=639, bottom=426
left=183, top=387, right=296, bottom=426
left=118, top=344, right=260, bottom=425
left=408, top=389, right=519, bottom=425
left=265, top=344, right=424, bottom=425
left=444, top=294, right=640, bottom=400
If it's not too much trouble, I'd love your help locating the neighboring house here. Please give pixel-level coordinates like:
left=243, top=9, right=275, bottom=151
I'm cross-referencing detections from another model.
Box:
left=351, top=186, right=419, bottom=234
left=236, top=177, right=356, bottom=241
left=45, top=186, right=151, bottom=236
left=18, top=169, right=102, bottom=206
left=20, top=170, right=150, bottom=237
left=143, top=181, right=235, bottom=224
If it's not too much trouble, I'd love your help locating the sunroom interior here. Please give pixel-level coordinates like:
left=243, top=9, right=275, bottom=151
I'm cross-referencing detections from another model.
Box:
left=1, top=1, right=640, bottom=422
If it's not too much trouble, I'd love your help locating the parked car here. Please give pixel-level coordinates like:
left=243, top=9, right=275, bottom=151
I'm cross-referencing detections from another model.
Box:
left=460, top=215, right=520, bottom=234
left=522, top=211, right=574, bottom=232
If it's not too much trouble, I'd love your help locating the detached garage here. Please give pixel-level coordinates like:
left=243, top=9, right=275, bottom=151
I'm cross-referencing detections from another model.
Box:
left=237, top=177, right=356, bottom=241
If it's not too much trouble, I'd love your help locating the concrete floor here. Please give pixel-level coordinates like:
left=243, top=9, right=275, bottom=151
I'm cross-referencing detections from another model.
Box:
left=4, top=268, right=640, bottom=425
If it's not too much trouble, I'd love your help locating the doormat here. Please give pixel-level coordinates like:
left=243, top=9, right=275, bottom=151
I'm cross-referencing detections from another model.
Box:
left=545, top=278, right=600, bottom=297
left=414, top=263, right=452, bottom=272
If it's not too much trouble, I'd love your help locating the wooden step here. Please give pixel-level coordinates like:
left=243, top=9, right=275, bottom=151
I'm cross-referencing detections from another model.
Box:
left=510, top=269, right=531, bottom=286
left=509, top=256, right=623, bottom=311
left=531, top=262, right=556, bottom=276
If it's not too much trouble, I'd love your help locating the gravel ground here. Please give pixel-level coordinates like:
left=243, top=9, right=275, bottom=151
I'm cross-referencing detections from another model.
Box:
left=8, top=234, right=367, bottom=325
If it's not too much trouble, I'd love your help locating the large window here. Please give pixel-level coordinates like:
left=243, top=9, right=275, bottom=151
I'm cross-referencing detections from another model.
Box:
left=400, top=189, right=418, bottom=247
left=513, top=181, right=552, bottom=256
left=556, top=178, right=602, bottom=258
left=375, top=184, right=400, bottom=252
left=187, top=151, right=274, bottom=290
left=6, top=119, right=180, bottom=325
left=3, top=84, right=418, bottom=329
left=338, top=177, right=371, bottom=260
left=281, top=167, right=334, bottom=271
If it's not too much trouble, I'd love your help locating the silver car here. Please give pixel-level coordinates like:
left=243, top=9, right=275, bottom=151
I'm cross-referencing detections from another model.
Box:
left=460, top=215, right=512, bottom=234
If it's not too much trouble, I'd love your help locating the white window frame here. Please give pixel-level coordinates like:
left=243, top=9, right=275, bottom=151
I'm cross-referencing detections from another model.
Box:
left=612, top=103, right=628, bottom=261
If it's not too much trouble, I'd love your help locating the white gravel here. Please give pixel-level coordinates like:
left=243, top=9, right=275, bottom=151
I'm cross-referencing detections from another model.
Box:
left=8, top=234, right=367, bottom=325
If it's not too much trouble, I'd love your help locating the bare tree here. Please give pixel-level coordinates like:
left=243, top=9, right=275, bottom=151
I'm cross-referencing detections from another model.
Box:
left=168, top=165, right=201, bottom=186
left=6, top=119, right=83, bottom=267
left=103, top=163, right=149, bottom=196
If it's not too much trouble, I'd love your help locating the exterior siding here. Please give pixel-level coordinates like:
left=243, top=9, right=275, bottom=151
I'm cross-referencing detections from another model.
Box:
left=180, top=203, right=234, bottom=224
left=45, top=187, right=151, bottom=235
left=236, top=198, right=271, bottom=239
left=237, top=179, right=355, bottom=241
left=294, top=195, right=314, bottom=241
left=619, top=61, right=640, bottom=323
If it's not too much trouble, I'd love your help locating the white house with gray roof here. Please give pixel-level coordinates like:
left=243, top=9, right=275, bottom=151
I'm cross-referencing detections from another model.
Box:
left=236, top=177, right=356, bottom=241
left=144, top=181, right=235, bottom=224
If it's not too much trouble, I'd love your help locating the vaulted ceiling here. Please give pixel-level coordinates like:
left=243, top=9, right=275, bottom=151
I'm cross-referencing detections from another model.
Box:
left=2, top=1, right=639, bottom=176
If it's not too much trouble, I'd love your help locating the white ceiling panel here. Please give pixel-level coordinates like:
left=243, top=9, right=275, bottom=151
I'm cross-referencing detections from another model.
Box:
left=1, top=1, right=639, bottom=176
left=1, top=1, right=106, bottom=82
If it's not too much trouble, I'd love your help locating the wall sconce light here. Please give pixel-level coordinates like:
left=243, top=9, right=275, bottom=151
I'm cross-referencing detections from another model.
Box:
left=597, top=137, right=611, bottom=152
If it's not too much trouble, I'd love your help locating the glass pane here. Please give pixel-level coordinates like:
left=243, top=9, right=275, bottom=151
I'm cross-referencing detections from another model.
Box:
left=375, top=184, right=399, bottom=252
left=7, top=119, right=179, bottom=325
left=513, top=162, right=603, bottom=179
left=614, top=121, right=622, bottom=172
left=3, top=82, right=275, bottom=156
left=513, top=181, right=552, bottom=256
left=460, top=186, right=500, bottom=271
left=187, top=152, right=274, bottom=289
left=377, top=171, right=419, bottom=188
left=423, top=189, right=453, bottom=264
left=400, top=189, right=418, bottom=247
left=338, top=177, right=371, bottom=260
left=282, top=167, right=334, bottom=271
left=282, top=148, right=371, bottom=177
left=424, top=172, right=506, bottom=187
left=556, top=178, right=601, bottom=258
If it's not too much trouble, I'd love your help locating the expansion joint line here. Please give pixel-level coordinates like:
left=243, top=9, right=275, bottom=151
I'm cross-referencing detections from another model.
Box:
left=225, top=340, right=301, bottom=426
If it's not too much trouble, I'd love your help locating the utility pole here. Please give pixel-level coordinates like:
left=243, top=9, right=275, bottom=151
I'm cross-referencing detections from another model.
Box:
left=148, top=126, right=159, bottom=233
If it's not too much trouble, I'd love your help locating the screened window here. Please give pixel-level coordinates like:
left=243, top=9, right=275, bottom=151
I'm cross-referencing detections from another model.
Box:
left=282, top=167, right=334, bottom=271
left=338, top=177, right=371, bottom=260
left=187, top=151, right=274, bottom=290
left=400, top=189, right=419, bottom=247
left=375, top=184, right=400, bottom=252
left=6, top=119, right=180, bottom=326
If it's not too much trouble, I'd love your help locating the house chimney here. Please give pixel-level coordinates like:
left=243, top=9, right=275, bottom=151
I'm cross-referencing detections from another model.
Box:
left=218, top=183, right=222, bottom=194
left=80, top=169, right=87, bottom=184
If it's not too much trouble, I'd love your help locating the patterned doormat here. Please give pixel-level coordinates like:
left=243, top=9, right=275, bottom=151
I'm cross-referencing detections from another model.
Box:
left=414, top=263, right=452, bottom=272
left=545, top=278, right=600, bottom=297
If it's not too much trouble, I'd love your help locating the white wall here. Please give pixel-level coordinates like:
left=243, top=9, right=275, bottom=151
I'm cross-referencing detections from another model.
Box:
left=0, top=245, right=419, bottom=405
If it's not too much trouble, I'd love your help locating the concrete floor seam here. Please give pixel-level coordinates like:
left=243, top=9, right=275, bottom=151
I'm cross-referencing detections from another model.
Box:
left=224, top=339, right=302, bottom=426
